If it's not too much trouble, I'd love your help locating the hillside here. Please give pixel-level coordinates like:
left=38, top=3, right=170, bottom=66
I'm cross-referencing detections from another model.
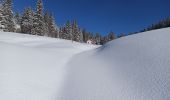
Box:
left=0, top=32, right=98, bottom=100
left=62, top=28, right=170, bottom=100
left=1, top=28, right=170, bottom=100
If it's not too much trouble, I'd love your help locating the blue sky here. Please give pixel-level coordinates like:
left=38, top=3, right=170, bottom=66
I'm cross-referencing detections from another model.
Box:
left=13, top=0, right=170, bottom=35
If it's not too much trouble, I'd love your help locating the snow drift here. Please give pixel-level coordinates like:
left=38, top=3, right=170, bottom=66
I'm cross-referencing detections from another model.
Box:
left=62, top=28, right=170, bottom=100
left=1, top=28, right=170, bottom=100
left=0, top=32, right=98, bottom=100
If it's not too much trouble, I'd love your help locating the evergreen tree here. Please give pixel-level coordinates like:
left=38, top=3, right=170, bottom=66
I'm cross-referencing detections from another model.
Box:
left=48, top=14, right=58, bottom=37
left=44, top=12, right=58, bottom=37
left=65, top=20, right=72, bottom=40
left=79, top=28, right=83, bottom=42
left=59, top=27, right=65, bottom=39
left=95, top=33, right=101, bottom=45
left=21, top=7, right=34, bottom=34
left=44, top=12, right=50, bottom=36
left=72, top=20, right=80, bottom=42
left=60, top=26, right=67, bottom=39
left=82, top=29, right=88, bottom=42
left=1, top=0, right=15, bottom=32
left=31, top=0, right=45, bottom=36
left=0, top=2, right=5, bottom=31
left=108, top=32, right=116, bottom=41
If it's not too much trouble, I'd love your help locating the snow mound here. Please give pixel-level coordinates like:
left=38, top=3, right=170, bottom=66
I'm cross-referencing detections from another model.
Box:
left=62, top=28, right=170, bottom=100
left=1, top=28, right=170, bottom=100
left=0, top=32, right=98, bottom=100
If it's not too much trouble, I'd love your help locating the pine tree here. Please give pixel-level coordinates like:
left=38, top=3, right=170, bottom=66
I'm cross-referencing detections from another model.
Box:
left=55, top=25, right=59, bottom=38
left=108, top=32, right=116, bottom=41
left=82, top=29, right=87, bottom=42
left=60, top=21, right=72, bottom=40
left=59, top=27, right=64, bottom=39
left=101, top=36, right=108, bottom=44
left=1, top=0, right=15, bottom=32
left=31, top=0, right=45, bottom=36
left=21, top=7, right=34, bottom=34
left=65, top=20, right=72, bottom=40
left=95, top=33, right=101, bottom=45
left=44, top=12, right=50, bottom=36
left=48, top=14, right=57, bottom=37
left=0, top=2, right=5, bottom=31
left=72, top=20, right=80, bottom=42
left=44, top=12, right=58, bottom=37
left=60, top=26, right=67, bottom=39
left=79, top=28, right=83, bottom=42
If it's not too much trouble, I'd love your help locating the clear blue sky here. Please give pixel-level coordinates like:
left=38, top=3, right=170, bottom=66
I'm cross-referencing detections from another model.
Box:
left=13, top=0, right=170, bottom=35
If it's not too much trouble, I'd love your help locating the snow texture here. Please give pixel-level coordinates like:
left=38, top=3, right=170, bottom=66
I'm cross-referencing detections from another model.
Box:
left=1, top=28, right=170, bottom=100
left=62, top=28, right=170, bottom=100
left=0, top=32, right=98, bottom=100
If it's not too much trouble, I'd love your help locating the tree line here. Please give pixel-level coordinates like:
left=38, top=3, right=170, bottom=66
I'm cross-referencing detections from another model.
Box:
left=127, top=18, right=170, bottom=36
left=0, top=0, right=117, bottom=45
left=1, top=0, right=169, bottom=44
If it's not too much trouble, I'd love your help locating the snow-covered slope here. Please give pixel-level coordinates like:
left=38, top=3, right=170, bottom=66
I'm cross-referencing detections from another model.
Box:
left=62, top=28, right=170, bottom=100
left=0, top=32, right=98, bottom=100
left=1, top=28, right=170, bottom=100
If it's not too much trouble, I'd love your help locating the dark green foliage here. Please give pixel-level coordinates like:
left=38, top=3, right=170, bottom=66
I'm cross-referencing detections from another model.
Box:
left=31, top=0, right=45, bottom=36
left=1, top=0, right=15, bottom=32
left=21, top=7, right=34, bottom=34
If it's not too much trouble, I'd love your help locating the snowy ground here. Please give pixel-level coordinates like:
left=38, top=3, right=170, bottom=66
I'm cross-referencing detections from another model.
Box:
left=0, top=32, right=98, bottom=100
left=62, top=28, right=170, bottom=100
left=1, top=28, right=170, bottom=100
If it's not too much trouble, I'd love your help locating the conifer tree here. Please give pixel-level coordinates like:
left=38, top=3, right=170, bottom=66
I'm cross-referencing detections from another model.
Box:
left=1, top=0, right=15, bottom=32
left=79, top=28, right=83, bottom=42
left=61, top=27, right=67, bottom=39
left=59, top=27, right=65, bottom=39
left=31, top=0, right=45, bottom=36
left=0, top=2, right=5, bottom=31
left=72, top=20, right=80, bottom=42
left=48, top=14, right=57, bottom=37
left=44, top=12, right=50, bottom=36
left=21, top=7, right=34, bottom=34
left=82, top=29, right=88, bottom=42
left=44, top=12, right=58, bottom=37
left=65, top=20, right=72, bottom=40
left=108, top=32, right=116, bottom=41
left=95, top=33, right=101, bottom=45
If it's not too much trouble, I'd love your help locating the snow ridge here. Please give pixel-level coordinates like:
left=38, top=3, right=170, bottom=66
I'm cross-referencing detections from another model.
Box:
left=61, top=28, right=170, bottom=100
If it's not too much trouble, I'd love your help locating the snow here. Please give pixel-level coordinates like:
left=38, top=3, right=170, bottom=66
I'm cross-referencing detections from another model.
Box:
left=62, top=28, right=170, bottom=100
left=1, top=28, right=170, bottom=100
left=0, top=32, right=98, bottom=100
